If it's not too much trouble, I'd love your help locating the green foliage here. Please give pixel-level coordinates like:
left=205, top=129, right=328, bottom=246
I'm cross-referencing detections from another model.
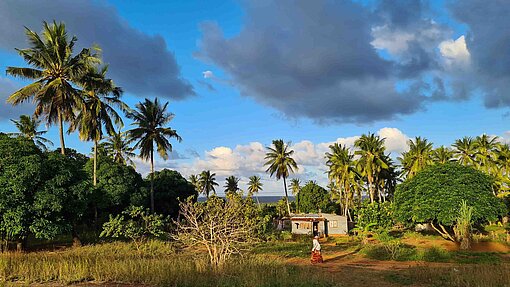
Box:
left=100, top=206, right=168, bottom=250
left=394, top=163, right=506, bottom=227
left=454, top=200, right=473, bottom=249
left=356, top=201, right=394, bottom=231
left=86, top=154, right=145, bottom=213
left=0, top=135, right=91, bottom=246
left=297, top=181, right=335, bottom=213
left=151, top=169, right=197, bottom=217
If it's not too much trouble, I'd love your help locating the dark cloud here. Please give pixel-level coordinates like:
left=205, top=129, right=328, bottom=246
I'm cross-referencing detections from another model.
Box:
left=375, top=0, right=428, bottom=27
left=0, top=0, right=194, bottom=100
left=197, top=0, right=430, bottom=123
left=0, top=77, right=34, bottom=121
left=450, top=0, right=510, bottom=108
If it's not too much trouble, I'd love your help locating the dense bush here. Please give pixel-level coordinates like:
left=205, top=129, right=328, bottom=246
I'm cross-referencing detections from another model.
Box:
left=151, top=169, right=198, bottom=217
left=356, top=201, right=394, bottom=231
left=296, top=181, right=336, bottom=213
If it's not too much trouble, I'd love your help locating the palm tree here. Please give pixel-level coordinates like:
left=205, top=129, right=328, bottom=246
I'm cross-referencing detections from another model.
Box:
left=103, top=130, right=136, bottom=166
left=473, top=134, right=498, bottom=173
left=326, top=143, right=357, bottom=217
left=264, top=139, right=298, bottom=215
left=6, top=21, right=100, bottom=155
left=199, top=170, right=218, bottom=198
left=248, top=175, right=263, bottom=206
left=224, top=175, right=240, bottom=194
left=9, top=115, right=53, bottom=150
left=69, top=65, right=127, bottom=186
left=127, top=98, right=182, bottom=212
left=289, top=178, right=301, bottom=213
left=354, top=133, right=388, bottom=203
left=398, top=137, right=434, bottom=179
left=188, top=174, right=202, bottom=195
left=452, top=137, right=477, bottom=166
left=432, top=146, right=454, bottom=164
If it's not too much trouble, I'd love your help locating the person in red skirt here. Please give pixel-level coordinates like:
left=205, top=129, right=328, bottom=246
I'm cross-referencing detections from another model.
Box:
left=310, top=235, right=323, bottom=264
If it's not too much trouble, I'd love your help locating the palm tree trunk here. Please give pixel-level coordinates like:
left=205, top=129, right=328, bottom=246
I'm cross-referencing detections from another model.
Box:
left=93, top=139, right=98, bottom=186
left=283, top=176, right=291, bottom=215
left=58, top=110, right=66, bottom=155
left=368, top=175, right=375, bottom=203
left=150, top=149, right=155, bottom=213
left=256, top=193, right=260, bottom=207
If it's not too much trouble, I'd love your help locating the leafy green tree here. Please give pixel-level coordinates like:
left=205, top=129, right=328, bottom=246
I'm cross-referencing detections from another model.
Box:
left=356, top=201, right=394, bottom=231
left=6, top=21, right=100, bottom=155
left=128, top=98, right=182, bottom=212
left=265, top=139, right=298, bottom=215
left=297, top=181, right=335, bottom=214
left=394, top=163, right=506, bottom=242
left=199, top=170, right=218, bottom=198
left=248, top=175, right=263, bottom=206
left=355, top=133, right=388, bottom=203
left=150, top=169, right=197, bottom=217
left=398, top=137, right=434, bottom=179
left=70, top=65, right=127, bottom=186
left=9, top=115, right=53, bottom=150
left=103, top=130, right=136, bottom=166
left=224, top=175, right=240, bottom=194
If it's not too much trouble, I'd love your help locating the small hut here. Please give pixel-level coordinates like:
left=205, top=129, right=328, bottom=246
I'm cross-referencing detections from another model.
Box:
left=289, top=213, right=348, bottom=237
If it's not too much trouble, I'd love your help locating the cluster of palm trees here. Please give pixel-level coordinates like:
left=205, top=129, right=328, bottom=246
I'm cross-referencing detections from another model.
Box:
left=6, top=21, right=181, bottom=212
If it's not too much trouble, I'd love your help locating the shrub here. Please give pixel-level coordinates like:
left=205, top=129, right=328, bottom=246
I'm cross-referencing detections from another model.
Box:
left=356, top=201, right=394, bottom=231
left=100, top=206, right=168, bottom=250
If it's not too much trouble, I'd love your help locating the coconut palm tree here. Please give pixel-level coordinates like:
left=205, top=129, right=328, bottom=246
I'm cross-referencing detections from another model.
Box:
left=264, top=139, right=298, bottom=215
left=127, top=98, right=182, bottom=212
left=354, top=133, right=388, bottom=203
left=473, top=134, right=498, bottom=173
left=188, top=174, right=202, bottom=195
left=432, top=146, right=455, bottom=164
left=69, top=65, right=127, bottom=186
left=326, top=143, right=357, bottom=216
left=103, top=130, right=136, bottom=167
left=452, top=137, right=477, bottom=166
left=398, top=137, right=434, bottom=179
left=289, top=178, right=301, bottom=213
left=224, top=175, right=240, bottom=194
left=199, top=170, right=218, bottom=198
left=9, top=115, right=53, bottom=150
left=248, top=175, right=263, bottom=206
left=6, top=21, right=100, bottom=155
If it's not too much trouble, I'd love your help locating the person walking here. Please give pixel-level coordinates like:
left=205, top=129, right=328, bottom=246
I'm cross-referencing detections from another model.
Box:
left=310, top=235, right=323, bottom=264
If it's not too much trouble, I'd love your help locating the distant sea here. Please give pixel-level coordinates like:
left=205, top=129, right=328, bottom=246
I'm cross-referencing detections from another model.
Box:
left=198, top=196, right=295, bottom=203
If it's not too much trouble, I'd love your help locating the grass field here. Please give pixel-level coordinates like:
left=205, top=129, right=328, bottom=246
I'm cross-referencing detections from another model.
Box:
left=0, top=236, right=509, bottom=287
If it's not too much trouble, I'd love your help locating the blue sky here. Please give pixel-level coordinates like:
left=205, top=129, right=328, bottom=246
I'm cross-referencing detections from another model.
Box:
left=0, top=0, right=509, bottom=195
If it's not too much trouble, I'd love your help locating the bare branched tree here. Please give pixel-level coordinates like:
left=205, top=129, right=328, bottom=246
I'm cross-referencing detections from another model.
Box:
left=173, top=194, right=258, bottom=269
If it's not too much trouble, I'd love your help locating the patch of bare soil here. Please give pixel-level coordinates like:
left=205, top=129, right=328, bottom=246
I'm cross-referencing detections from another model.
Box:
left=402, top=237, right=510, bottom=252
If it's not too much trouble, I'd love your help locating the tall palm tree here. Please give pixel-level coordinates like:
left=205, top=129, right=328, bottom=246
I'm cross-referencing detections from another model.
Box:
left=354, top=133, right=388, bottom=203
left=452, top=137, right=477, bottom=166
left=224, top=175, right=240, bottom=194
left=9, top=115, right=53, bottom=150
left=326, top=143, right=358, bottom=216
left=188, top=174, right=202, bottom=196
left=289, top=178, right=301, bottom=213
left=103, top=130, right=136, bottom=166
left=432, top=146, right=455, bottom=164
left=69, top=65, right=127, bottom=186
left=6, top=21, right=100, bottom=155
left=248, top=175, right=263, bottom=206
left=398, top=137, right=434, bottom=179
left=199, top=170, right=218, bottom=198
left=494, top=143, right=510, bottom=196
left=127, top=98, right=182, bottom=212
left=473, top=134, right=498, bottom=173
left=264, top=139, right=298, bottom=215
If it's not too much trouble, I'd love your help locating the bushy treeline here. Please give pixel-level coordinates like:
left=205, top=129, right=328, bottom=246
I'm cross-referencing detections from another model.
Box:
left=0, top=134, right=197, bottom=251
